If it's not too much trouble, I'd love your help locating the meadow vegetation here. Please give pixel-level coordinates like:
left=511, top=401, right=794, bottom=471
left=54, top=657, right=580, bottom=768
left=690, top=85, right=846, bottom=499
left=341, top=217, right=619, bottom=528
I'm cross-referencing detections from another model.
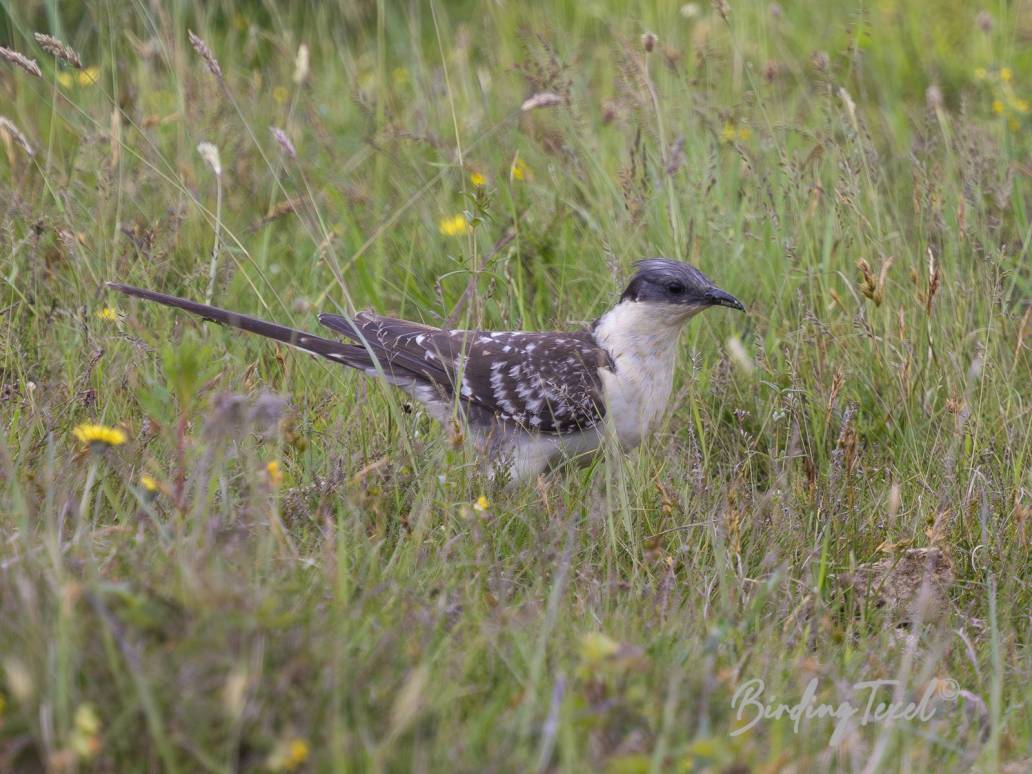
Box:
left=1, top=0, right=1030, bottom=769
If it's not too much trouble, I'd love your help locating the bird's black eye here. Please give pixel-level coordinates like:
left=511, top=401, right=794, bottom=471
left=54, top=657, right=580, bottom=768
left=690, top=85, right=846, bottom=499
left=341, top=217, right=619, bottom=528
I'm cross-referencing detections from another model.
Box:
left=666, top=282, right=685, bottom=295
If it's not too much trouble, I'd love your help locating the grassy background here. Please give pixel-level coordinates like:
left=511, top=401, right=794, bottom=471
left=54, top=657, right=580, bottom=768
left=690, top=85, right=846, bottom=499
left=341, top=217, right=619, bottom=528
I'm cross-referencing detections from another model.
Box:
left=1, top=0, right=1030, bottom=769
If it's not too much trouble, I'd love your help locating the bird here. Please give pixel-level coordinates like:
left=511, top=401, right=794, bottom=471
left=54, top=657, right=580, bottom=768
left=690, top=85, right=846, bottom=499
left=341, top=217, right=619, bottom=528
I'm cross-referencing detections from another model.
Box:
left=108, top=258, right=744, bottom=481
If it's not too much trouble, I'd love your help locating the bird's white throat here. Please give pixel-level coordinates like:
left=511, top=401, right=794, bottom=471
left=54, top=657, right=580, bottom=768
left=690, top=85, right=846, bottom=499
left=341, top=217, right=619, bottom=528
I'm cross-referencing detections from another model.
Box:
left=592, top=300, right=701, bottom=448
left=594, top=300, right=700, bottom=363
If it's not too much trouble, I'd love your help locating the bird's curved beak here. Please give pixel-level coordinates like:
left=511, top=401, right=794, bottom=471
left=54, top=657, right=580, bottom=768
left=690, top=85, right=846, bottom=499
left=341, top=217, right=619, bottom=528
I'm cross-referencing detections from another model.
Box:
left=705, top=287, right=745, bottom=312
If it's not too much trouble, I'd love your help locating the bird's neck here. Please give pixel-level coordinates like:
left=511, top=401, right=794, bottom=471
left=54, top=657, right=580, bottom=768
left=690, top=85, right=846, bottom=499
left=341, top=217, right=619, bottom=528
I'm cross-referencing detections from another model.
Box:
left=591, top=300, right=700, bottom=448
left=592, top=300, right=697, bottom=366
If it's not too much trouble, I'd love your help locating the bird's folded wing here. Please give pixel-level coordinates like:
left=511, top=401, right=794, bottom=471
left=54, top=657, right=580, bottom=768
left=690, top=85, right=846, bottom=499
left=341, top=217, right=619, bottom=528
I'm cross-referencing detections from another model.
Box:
left=319, top=312, right=612, bottom=433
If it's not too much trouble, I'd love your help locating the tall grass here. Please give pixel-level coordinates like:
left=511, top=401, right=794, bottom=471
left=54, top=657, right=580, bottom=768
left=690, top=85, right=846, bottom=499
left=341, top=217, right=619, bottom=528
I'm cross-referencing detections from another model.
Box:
left=0, top=0, right=1029, bottom=770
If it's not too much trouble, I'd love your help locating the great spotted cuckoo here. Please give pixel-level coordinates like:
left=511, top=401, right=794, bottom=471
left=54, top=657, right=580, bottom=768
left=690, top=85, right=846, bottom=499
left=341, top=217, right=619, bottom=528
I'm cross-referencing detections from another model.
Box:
left=108, top=259, right=744, bottom=480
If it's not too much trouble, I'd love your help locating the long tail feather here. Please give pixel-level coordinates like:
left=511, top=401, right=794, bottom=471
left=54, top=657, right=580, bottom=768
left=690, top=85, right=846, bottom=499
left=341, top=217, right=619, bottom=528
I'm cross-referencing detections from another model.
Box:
left=106, top=283, right=368, bottom=365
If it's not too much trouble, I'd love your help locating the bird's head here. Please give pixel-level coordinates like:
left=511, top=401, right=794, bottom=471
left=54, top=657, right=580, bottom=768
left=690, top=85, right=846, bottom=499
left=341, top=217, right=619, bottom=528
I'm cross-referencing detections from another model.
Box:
left=619, top=258, right=745, bottom=316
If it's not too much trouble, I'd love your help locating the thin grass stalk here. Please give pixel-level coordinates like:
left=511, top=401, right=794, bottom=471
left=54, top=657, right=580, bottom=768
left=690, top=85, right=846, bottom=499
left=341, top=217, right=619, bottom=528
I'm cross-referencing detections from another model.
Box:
left=640, top=42, right=683, bottom=257
left=205, top=172, right=223, bottom=305
left=74, top=460, right=98, bottom=544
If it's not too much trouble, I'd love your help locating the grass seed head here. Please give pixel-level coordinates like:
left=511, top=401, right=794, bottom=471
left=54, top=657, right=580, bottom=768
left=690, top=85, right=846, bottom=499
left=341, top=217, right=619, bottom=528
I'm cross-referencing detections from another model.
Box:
left=856, top=257, right=893, bottom=306
left=0, top=46, right=42, bottom=77
left=188, top=30, right=223, bottom=81
left=520, top=91, right=564, bottom=112
left=925, top=248, right=941, bottom=313
left=197, top=141, right=222, bottom=176
left=270, top=126, right=297, bottom=160
left=0, top=116, right=35, bottom=157
left=293, top=43, right=309, bottom=85
left=57, top=228, right=80, bottom=259
left=33, top=33, right=82, bottom=68
left=838, top=87, right=857, bottom=123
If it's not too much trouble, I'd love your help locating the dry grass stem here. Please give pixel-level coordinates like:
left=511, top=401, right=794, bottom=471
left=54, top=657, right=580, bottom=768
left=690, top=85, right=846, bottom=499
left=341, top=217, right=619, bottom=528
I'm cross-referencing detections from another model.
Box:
left=196, top=142, right=224, bottom=304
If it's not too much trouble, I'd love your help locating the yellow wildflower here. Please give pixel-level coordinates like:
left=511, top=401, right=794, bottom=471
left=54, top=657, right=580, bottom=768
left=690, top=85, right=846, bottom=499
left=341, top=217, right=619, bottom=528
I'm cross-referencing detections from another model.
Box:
left=992, top=99, right=1004, bottom=114
left=579, top=632, right=620, bottom=664
left=73, top=423, right=127, bottom=448
left=267, top=737, right=310, bottom=771
left=470, top=170, right=487, bottom=187
left=76, top=66, right=99, bottom=86
left=473, top=495, right=489, bottom=512
left=286, top=739, right=309, bottom=768
left=720, top=122, right=737, bottom=143
left=265, top=460, right=284, bottom=487
left=576, top=632, right=646, bottom=679
left=974, top=67, right=987, bottom=80
left=75, top=703, right=100, bottom=735
left=1010, top=117, right=1020, bottom=132
left=140, top=474, right=159, bottom=493
left=71, top=703, right=101, bottom=759
left=57, top=71, right=73, bottom=88
left=97, top=306, right=119, bottom=321
left=438, top=213, right=470, bottom=236
left=737, top=126, right=751, bottom=141
left=1012, top=98, right=1030, bottom=114
left=510, top=157, right=530, bottom=181
left=273, top=85, right=289, bottom=104
left=1000, top=67, right=1012, bottom=83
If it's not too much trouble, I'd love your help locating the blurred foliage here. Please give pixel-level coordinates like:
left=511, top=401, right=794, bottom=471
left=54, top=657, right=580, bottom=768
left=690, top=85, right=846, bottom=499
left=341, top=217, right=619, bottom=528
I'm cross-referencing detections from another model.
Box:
left=0, top=0, right=1030, bottom=770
